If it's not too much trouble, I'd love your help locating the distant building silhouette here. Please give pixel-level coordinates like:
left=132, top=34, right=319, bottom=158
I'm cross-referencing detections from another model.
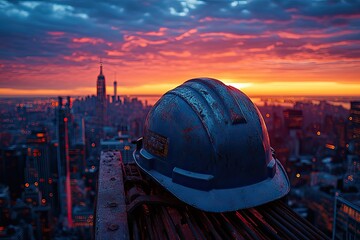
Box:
left=96, top=62, right=106, bottom=128
left=112, top=80, right=117, bottom=103
left=349, top=101, right=360, bottom=155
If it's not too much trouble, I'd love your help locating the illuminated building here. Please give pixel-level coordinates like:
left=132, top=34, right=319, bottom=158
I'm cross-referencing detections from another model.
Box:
left=349, top=101, right=360, bottom=155
left=25, top=129, right=54, bottom=209
left=304, top=187, right=334, bottom=235
left=69, top=116, right=86, bottom=179
left=333, top=193, right=360, bottom=239
left=73, top=206, right=94, bottom=227
left=100, top=134, right=133, bottom=163
left=344, top=154, right=360, bottom=189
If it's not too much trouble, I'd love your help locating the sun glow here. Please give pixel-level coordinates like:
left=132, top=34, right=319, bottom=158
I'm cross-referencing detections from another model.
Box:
left=1, top=81, right=359, bottom=97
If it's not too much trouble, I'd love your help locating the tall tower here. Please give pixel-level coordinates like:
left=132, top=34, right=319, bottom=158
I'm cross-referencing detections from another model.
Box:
left=96, top=61, right=106, bottom=127
left=96, top=62, right=106, bottom=103
left=113, top=80, right=117, bottom=102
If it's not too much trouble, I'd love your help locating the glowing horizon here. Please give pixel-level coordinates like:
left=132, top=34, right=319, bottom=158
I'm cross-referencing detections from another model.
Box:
left=1, top=81, right=360, bottom=98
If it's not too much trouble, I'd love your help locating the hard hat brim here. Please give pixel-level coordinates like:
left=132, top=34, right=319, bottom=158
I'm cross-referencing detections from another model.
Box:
left=133, top=149, right=290, bottom=212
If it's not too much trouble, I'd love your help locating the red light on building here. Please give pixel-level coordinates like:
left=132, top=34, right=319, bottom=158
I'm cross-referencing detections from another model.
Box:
left=64, top=117, right=68, bottom=122
left=32, top=149, right=40, bottom=157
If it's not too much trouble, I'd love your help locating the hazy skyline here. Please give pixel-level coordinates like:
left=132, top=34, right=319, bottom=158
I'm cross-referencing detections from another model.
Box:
left=0, top=0, right=359, bottom=97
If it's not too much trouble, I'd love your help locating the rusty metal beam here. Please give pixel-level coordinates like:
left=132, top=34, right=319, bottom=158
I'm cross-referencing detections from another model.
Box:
left=95, top=151, right=129, bottom=240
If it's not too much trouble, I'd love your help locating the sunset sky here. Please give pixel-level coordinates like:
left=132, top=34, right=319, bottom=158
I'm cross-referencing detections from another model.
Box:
left=0, top=0, right=359, bottom=97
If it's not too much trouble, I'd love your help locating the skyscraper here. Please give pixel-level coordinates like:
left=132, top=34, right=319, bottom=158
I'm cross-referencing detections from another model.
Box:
left=96, top=62, right=106, bottom=103
left=56, top=97, right=73, bottom=227
left=112, top=80, right=117, bottom=103
left=96, top=62, right=106, bottom=127
left=25, top=129, right=52, bottom=208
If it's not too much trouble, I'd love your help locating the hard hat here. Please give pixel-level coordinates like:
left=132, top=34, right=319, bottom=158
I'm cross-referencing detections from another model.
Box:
left=133, top=78, right=290, bottom=212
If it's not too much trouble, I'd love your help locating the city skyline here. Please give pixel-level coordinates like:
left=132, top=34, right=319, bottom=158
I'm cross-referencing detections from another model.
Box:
left=0, top=61, right=359, bottom=238
left=0, top=0, right=360, bottom=97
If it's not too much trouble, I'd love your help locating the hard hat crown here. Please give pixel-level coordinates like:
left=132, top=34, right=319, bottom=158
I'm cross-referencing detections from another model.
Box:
left=134, top=78, right=290, bottom=212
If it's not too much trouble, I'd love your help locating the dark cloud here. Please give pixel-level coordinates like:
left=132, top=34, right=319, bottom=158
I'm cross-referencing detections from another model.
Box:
left=0, top=0, right=359, bottom=90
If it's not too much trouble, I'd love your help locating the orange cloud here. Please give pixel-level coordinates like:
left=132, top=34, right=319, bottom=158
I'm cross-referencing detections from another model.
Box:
left=277, top=30, right=359, bottom=39
left=121, top=35, right=168, bottom=51
left=175, top=29, right=198, bottom=40
left=63, top=52, right=98, bottom=62
left=300, top=41, right=351, bottom=51
left=106, top=50, right=124, bottom=56
left=136, top=27, right=168, bottom=36
left=159, top=51, right=191, bottom=57
left=72, top=37, right=105, bottom=44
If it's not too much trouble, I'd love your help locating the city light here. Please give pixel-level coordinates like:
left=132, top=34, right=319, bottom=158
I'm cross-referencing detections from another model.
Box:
left=325, top=144, right=336, bottom=150
left=296, top=173, right=301, bottom=178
